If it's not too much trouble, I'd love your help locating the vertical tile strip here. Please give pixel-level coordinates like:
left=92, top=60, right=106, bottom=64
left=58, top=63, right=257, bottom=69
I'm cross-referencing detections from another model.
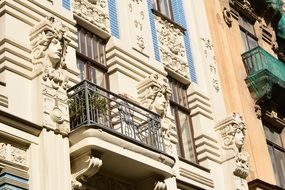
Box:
left=147, top=0, right=160, bottom=61
left=108, top=0, right=120, bottom=38
left=62, top=0, right=70, bottom=10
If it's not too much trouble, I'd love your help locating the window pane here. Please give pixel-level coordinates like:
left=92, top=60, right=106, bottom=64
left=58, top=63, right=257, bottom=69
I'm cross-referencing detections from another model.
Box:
left=87, top=32, right=93, bottom=58
left=268, top=145, right=280, bottom=185
left=263, top=124, right=282, bottom=146
left=158, top=0, right=171, bottom=18
left=93, top=36, right=99, bottom=62
left=76, top=58, right=86, bottom=81
left=96, top=69, right=105, bottom=88
left=240, top=30, right=249, bottom=51
left=79, top=29, right=86, bottom=55
left=275, top=149, right=285, bottom=187
left=178, top=110, right=195, bottom=161
left=248, top=35, right=258, bottom=50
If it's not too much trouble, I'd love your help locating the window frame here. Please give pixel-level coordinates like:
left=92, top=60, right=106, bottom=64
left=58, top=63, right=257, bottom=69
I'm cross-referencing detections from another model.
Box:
left=76, top=26, right=109, bottom=88
left=263, top=122, right=285, bottom=188
left=153, top=0, right=174, bottom=20
left=238, top=15, right=258, bottom=51
left=168, top=77, right=197, bottom=163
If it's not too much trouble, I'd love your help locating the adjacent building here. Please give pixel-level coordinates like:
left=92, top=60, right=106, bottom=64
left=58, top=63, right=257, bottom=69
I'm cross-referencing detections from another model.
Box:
left=203, top=0, right=285, bottom=189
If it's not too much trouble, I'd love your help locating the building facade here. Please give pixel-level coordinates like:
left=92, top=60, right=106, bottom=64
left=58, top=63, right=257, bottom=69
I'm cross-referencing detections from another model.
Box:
left=203, top=0, right=285, bottom=189
left=0, top=0, right=259, bottom=189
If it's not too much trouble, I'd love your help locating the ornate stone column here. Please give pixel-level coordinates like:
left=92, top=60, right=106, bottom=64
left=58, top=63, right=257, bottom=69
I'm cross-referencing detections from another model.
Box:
left=30, top=16, right=72, bottom=190
left=215, top=112, right=249, bottom=190
left=137, top=74, right=177, bottom=155
left=30, top=16, right=71, bottom=134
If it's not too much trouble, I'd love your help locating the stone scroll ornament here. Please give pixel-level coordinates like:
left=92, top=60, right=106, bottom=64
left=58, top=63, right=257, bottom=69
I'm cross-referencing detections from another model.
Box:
left=30, top=16, right=70, bottom=90
left=216, top=113, right=249, bottom=179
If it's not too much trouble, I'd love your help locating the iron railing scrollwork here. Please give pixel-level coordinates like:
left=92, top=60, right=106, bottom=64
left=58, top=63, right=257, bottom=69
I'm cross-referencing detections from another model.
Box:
left=67, top=80, right=165, bottom=152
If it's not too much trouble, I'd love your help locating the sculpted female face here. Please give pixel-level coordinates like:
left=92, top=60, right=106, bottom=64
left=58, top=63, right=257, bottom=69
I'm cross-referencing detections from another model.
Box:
left=234, top=128, right=245, bottom=148
left=153, top=92, right=167, bottom=115
left=46, top=38, right=63, bottom=68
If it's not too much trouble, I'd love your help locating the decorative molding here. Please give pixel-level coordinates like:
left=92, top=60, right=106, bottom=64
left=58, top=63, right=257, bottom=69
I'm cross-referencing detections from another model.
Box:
left=73, top=0, right=110, bottom=33
left=154, top=181, right=167, bottom=190
left=137, top=74, right=176, bottom=153
left=0, top=95, right=8, bottom=108
left=71, top=151, right=103, bottom=190
left=0, top=142, right=26, bottom=166
left=188, top=91, right=214, bottom=120
left=179, top=168, right=215, bottom=188
left=154, top=15, right=189, bottom=78
left=223, top=7, right=233, bottom=27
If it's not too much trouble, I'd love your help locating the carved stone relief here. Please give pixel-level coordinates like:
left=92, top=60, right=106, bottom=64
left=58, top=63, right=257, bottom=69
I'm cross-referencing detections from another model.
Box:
left=201, top=38, right=220, bottom=92
left=30, top=17, right=71, bottom=134
left=223, top=7, right=233, bottom=27
left=73, top=0, right=110, bottom=33
left=128, top=0, right=146, bottom=52
left=215, top=112, right=249, bottom=190
left=154, top=15, right=189, bottom=78
left=137, top=74, right=175, bottom=154
left=71, top=151, right=103, bottom=190
left=0, top=142, right=26, bottom=165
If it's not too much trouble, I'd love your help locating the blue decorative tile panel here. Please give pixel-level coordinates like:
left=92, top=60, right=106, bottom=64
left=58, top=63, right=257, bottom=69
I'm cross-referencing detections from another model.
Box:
left=62, top=0, right=70, bottom=10
left=147, top=0, right=160, bottom=61
left=108, top=0, right=120, bottom=38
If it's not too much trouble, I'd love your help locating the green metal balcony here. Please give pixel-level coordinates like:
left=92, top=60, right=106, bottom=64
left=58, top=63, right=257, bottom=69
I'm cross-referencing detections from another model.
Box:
left=242, top=46, right=285, bottom=103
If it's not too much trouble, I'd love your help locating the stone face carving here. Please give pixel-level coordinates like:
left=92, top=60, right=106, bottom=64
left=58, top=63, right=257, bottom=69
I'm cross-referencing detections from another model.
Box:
left=71, top=151, right=103, bottom=190
left=30, top=17, right=70, bottom=90
left=154, top=15, right=189, bottom=78
left=216, top=113, right=246, bottom=152
left=73, top=0, right=110, bottom=33
left=137, top=74, right=175, bottom=153
left=216, top=112, right=249, bottom=190
left=30, top=17, right=71, bottom=134
left=0, top=142, right=26, bottom=165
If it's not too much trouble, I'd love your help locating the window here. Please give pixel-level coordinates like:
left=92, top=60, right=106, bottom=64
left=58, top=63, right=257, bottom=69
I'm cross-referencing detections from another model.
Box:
left=77, top=26, right=107, bottom=88
left=263, top=123, right=285, bottom=188
left=239, top=16, right=258, bottom=51
left=169, top=77, right=196, bottom=162
left=153, top=0, right=173, bottom=20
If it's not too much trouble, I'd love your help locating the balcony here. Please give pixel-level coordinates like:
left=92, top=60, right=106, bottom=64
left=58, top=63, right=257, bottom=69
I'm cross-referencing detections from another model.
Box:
left=242, top=46, right=285, bottom=105
left=67, top=80, right=165, bottom=152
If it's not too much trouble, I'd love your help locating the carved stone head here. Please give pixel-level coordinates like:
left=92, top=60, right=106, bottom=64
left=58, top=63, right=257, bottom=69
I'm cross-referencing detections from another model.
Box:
left=137, top=74, right=171, bottom=117
left=30, top=16, right=70, bottom=89
left=216, top=112, right=247, bottom=152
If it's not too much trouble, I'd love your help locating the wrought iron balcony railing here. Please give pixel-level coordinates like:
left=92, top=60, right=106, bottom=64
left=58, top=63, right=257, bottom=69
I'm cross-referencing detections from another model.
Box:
left=242, top=46, right=285, bottom=100
left=67, top=80, right=165, bottom=152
